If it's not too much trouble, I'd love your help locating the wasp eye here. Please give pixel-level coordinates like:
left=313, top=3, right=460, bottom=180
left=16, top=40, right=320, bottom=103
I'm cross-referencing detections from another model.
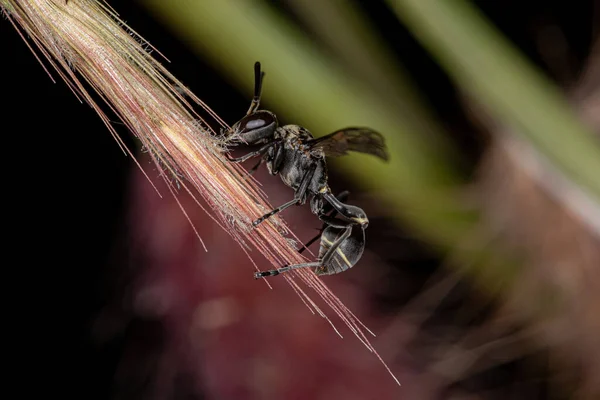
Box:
left=244, top=118, right=268, bottom=131
left=240, top=112, right=275, bottom=133
left=233, top=111, right=277, bottom=144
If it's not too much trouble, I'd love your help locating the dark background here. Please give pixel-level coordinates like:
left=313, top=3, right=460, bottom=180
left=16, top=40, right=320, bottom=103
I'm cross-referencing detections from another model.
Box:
left=2, top=1, right=595, bottom=398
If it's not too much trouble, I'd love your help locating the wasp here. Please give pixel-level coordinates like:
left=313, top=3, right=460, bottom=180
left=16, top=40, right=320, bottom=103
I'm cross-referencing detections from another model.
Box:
left=226, top=62, right=388, bottom=225
left=225, top=62, right=388, bottom=277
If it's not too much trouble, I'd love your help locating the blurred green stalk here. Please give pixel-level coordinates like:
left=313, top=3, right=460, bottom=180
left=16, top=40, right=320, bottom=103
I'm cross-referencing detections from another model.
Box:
left=387, top=0, right=600, bottom=202
left=285, top=0, right=452, bottom=153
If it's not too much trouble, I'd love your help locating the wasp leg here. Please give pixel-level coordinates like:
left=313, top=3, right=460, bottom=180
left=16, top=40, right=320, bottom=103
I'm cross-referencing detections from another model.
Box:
left=318, top=214, right=356, bottom=229
left=252, top=197, right=300, bottom=226
left=246, top=62, right=265, bottom=115
left=319, top=226, right=352, bottom=265
left=254, top=261, right=321, bottom=278
left=335, top=190, right=350, bottom=205
left=256, top=226, right=352, bottom=278
left=252, top=165, right=316, bottom=226
left=270, top=141, right=285, bottom=175
left=295, top=164, right=317, bottom=205
left=243, top=159, right=264, bottom=180
left=298, top=232, right=321, bottom=254
left=227, top=142, right=274, bottom=163
left=299, top=191, right=350, bottom=254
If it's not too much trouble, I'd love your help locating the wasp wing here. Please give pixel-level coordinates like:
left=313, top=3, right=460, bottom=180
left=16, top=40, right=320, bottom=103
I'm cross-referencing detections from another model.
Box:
left=307, top=128, right=389, bottom=161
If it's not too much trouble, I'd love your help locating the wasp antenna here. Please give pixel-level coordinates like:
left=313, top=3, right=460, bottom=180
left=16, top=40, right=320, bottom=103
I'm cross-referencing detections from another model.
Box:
left=247, top=62, right=264, bottom=115
left=254, top=62, right=263, bottom=97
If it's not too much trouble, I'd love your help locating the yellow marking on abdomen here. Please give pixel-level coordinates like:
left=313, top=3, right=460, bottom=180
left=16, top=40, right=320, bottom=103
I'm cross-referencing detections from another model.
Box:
left=322, top=236, right=352, bottom=268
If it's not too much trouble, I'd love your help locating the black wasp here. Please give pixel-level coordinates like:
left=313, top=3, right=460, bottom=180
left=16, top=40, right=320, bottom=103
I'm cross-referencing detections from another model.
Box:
left=226, top=62, right=388, bottom=277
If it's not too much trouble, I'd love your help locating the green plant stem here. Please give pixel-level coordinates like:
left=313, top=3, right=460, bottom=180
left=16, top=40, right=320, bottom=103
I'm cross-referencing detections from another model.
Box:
left=386, top=0, right=600, bottom=202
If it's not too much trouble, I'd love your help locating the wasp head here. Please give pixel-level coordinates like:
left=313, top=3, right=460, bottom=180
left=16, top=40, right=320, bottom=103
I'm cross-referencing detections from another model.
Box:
left=229, top=110, right=278, bottom=145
